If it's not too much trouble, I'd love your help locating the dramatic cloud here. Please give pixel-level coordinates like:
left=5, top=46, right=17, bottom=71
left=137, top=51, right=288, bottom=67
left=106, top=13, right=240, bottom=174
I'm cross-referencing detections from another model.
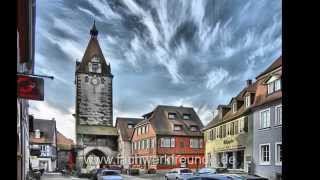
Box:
left=31, top=0, right=281, bottom=140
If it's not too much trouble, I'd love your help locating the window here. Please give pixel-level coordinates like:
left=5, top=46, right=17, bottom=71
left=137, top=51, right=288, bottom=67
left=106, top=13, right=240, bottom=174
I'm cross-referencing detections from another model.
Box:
left=151, top=138, right=155, bottom=149
left=219, top=126, right=223, bottom=138
left=209, top=129, right=214, bottom=140
left=85, top=76, right=89, bottom=82
left=141, top=126, right=145, bottom=134
left=190, top=138, right=201, bottom=148
left=174, top=125, right=182, bottom=131
left=230, top=122, right=235, bottom=135
left=160, top=137, right=175, bottom=148
left=232, top=103, right=237, bottom=113
left=275, top=142, right=282, bottom=166
left=183, top=114, right=191, bottom=120
left=128, top=124, right=133, bottom=128
left=234, top=120, right=239, bottom=135
left=171, top=138, right=175, bottom=147
left=168, top=113, right=177, bottom=119
left=275, top=105, right=282, bottom=126
left=275, top=79, right=281, bottom=91
left=260, top=144, right=271, bottom=165
left=146, top=125, right=149, bottom=133
left=144, top=139, right=148, bottom=149
left=35, top=129, right=40, bottom=139
left=190, top=126, right=198, bottom=132
left=212, top=128, right=216, bottom=140
left=222, top=124, right=226, bottom=138
left=245, top=95, right=251, bottom=108
left=239, top=119, right=245, bottom=133
left=267, top=77, right=281, bottom=94
left=260, top=109, right=271, bottom=129
left=226, top=123, right=230, bottom=136
left=267, top=82, right=274, bottom=94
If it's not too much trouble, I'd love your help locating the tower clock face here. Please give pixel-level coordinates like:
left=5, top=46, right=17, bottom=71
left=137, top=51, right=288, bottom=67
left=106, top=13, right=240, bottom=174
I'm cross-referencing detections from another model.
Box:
left=90, top=77, right=99, bottom=86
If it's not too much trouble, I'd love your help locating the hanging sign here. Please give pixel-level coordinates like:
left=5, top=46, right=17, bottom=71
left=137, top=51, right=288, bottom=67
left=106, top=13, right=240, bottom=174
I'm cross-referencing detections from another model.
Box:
left=17, top=75, right=44, bottom=101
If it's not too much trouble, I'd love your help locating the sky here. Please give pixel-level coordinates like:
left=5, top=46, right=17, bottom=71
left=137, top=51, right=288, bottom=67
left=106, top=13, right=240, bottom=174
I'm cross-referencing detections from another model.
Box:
left=29, top=0, right=282, bottom=141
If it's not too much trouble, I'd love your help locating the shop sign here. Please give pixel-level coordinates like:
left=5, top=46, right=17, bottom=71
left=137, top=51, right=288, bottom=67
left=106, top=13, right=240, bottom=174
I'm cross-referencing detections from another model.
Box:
left=17, top=75, right=44, bottom=101
left=223, top=139, right=234, bottom=144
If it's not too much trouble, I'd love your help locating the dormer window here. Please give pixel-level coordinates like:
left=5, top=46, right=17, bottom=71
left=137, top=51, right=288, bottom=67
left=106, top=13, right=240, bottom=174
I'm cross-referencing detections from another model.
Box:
left=35, top=129, right=40, bottom=139
left=89, top=57, right=101, bottom=73
left=267, top=76, right=281, bottom=94
left=174, top=125, right=182, bottom=131
left=128, top=124, right=133, bottom=128
left=183, top=114, right=191, bottom=120
left=232, top=103, right=237, bottom=113
left=190, top=126, right=198, bottom=132
left=245, top=95, right=251, bottom=108
left=168, top=113, right=177, bottom=119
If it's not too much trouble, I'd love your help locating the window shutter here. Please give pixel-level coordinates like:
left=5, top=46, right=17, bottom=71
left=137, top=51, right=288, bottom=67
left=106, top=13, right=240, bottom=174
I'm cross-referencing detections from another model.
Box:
left=160, top=138, right=164, bottom=147
left=171, top=138, right=175, bottom=147
left=244, top=117, right=249, bottom=132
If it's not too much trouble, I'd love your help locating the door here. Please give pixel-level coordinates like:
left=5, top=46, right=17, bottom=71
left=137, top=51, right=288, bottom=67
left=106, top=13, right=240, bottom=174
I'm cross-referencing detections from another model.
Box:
left=226, top=152, right=233, bottom=169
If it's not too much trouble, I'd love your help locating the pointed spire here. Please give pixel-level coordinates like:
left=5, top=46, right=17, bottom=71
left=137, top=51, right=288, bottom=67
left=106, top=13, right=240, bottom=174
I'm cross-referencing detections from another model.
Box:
left=90, top=20, right=98, bottom=36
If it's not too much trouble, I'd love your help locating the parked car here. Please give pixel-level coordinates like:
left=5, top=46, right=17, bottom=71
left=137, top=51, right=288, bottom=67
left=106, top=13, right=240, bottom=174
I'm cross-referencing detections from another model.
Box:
left=186, top=174, right=234, bottom=180
left=97, top=170, right=123, bottom=180
left=196, top=168, right=217, bottom=176
left=219, top=174, right=268, bottom=180
left=165, top=168, right=194, bottom=180
left=90, top=168, right=104, bottom=180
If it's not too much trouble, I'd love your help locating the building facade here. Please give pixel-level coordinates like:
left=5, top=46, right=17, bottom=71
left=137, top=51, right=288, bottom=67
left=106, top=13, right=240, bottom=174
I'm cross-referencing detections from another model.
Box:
left=17, top=0, right=36, bottom=179
left=131, top=105, right=205, bottom=170
left=30, top=119, right=58, bottom=172
left=252, top=57, right=282, bottom=180
left=115, top=118, right=143, bottom=170
left=74, top=22, right=118, bottom=174
left=203, top=80, right=257, bottom=173
left=57, top=131, right=75, bottom=171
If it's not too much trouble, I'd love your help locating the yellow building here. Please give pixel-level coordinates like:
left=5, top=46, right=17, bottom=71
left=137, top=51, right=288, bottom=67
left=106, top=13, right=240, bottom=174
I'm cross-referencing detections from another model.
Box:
left=203, top=80, right=256, bottom=173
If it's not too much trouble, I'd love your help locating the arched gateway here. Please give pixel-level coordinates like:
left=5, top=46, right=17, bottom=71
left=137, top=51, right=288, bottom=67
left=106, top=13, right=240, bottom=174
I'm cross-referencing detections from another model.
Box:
left=74, top=21, right=118, bottom=175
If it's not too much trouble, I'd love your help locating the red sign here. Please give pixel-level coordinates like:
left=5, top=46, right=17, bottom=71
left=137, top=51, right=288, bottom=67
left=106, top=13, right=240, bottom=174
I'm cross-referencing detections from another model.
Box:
left=17, top=75, right=44, bottom=101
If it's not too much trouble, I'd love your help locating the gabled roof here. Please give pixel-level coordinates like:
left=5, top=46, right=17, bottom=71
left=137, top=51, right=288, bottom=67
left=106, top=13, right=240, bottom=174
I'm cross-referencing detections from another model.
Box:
left=140, top=105, right=204, bottom=137
left=30, top=119, right=56, bottom=144
left=57, top=131, right=74, bottom=150
left=116, top=117, right=144, bottom=141
left=76, top=22, right=111, bottom=75
left=252, top=57, right=282, bottom=108
left=256, top=56, right=282, bottom=79
left=203, top=81, right=257, bottom=131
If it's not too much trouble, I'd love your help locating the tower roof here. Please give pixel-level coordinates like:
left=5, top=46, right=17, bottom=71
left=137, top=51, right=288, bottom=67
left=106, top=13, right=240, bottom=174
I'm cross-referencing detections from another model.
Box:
left=90, top=20, right=98, bottom=36
left=76, top=21, right=111, bottom=75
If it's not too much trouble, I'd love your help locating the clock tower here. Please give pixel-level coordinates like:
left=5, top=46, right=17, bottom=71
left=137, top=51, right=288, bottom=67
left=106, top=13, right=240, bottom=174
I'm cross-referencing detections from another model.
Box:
left=74, top=21, right=118, bottom=172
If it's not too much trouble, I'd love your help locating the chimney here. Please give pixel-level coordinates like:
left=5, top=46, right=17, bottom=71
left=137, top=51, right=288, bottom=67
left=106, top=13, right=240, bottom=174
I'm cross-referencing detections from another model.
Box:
left=218, top=105, right=230, bottom=120
left=246, top=79, right=252, bottom=86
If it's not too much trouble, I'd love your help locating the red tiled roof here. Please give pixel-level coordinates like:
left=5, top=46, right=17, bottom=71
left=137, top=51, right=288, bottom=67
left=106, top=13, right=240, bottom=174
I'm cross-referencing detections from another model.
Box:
left=256, top=56, right=282, bottom=79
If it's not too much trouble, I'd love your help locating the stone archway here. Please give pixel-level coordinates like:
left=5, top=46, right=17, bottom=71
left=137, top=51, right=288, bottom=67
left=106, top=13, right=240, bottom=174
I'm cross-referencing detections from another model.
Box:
left=84, top=149, right=108, bottom=170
